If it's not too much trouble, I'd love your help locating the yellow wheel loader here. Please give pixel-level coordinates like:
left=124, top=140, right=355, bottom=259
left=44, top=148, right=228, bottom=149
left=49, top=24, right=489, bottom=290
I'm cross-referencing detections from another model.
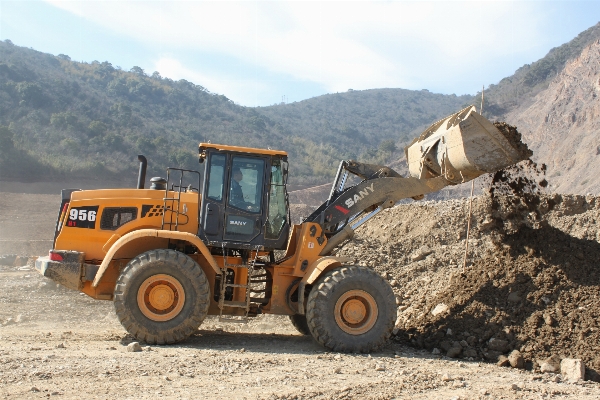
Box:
left=35, top=106, right=528, bottom=352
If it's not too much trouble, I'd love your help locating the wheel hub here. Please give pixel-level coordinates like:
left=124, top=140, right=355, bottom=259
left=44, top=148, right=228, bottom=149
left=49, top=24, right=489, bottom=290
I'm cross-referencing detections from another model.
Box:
left=137, top=274, right=185, bottom=322
left=334, top=289, right=378, bottom=335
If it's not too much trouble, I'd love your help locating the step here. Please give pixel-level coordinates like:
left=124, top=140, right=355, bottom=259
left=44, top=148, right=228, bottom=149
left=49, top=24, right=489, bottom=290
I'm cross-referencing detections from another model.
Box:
left=249, top=279, right=271, bottom=284
left=249, top=288, right=267, bottom=293
left=223, top=283, right=249, bottom=288
left=221, top=301, right=248, bottom=308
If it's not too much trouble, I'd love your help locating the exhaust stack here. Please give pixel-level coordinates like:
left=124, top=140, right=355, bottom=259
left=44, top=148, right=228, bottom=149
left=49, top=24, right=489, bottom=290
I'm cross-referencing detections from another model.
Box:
left=137, top=155, right=147, bottom=189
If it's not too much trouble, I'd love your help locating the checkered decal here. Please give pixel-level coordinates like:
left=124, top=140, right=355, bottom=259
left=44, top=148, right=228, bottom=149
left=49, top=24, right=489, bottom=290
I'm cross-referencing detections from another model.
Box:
left=141, top=204, right=163, bottom=218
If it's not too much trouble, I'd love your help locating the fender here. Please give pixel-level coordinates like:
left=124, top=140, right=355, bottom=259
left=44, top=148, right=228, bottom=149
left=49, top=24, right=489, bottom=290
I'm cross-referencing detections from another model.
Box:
left=302, top=256, right=353, bottom=285
left=92, top=229, right=220, bottom=287
left=296, top=256, right=353, bottom=315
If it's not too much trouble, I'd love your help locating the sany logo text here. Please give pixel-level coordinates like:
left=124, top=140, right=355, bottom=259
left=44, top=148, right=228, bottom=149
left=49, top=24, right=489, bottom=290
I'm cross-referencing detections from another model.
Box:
left=344, top=183, right=375, bottom=208
left=229, top=220, right=247, bottom=226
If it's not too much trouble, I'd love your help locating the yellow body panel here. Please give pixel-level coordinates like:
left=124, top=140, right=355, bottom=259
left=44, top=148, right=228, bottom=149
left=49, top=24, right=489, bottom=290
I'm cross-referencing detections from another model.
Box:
left=54, top=186, right=349, bottom=317
left=55, top=189, right=200, bottom=261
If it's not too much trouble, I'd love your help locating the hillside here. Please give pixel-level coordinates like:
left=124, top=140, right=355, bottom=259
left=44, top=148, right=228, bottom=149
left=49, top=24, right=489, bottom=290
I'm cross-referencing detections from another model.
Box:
left=2, top=21, right=600, bottom=191
left=505, top=39, right=600, bottom=195
left=485, top=22, right=600, bottom=119
left=0, top=40, right=470, bottom=188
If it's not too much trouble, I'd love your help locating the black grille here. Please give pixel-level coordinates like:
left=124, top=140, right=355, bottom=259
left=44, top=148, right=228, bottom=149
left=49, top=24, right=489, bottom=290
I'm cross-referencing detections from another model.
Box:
left=100, top=207, right=138, bottom=230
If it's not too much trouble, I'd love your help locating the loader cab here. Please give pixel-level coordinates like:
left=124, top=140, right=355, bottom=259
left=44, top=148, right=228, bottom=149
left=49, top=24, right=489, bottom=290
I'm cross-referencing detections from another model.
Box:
left=198, top=143, right=290, bottom=251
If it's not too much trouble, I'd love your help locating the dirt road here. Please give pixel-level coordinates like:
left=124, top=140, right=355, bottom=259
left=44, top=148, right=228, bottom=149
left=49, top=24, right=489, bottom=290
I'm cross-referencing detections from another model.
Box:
left=1, top=191, right=600, bottom=399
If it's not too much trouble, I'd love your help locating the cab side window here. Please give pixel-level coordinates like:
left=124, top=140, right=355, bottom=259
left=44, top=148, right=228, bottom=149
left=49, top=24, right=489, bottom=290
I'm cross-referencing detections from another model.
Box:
left=101, top=207, right=137, bottom=230
left=207, top=154, right=226, bottom=201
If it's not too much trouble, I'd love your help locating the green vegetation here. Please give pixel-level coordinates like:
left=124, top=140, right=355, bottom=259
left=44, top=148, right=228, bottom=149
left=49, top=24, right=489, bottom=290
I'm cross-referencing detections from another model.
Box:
left=2, top=21, right=598, bottom=187
left=0, top=39, right=471, bottom=187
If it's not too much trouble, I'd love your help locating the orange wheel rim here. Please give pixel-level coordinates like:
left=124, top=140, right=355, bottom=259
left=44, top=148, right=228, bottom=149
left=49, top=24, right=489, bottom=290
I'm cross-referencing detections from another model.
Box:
left=334, top=289, right=378, bottom=335
left=137, top=274, right=185, bottom=322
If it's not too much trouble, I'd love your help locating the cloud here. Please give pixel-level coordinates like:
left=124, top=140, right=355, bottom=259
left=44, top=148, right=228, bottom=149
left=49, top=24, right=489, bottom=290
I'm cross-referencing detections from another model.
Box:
left=152, top=56, right=271, bottom=106
left=46, top=1, right=545, bottom=96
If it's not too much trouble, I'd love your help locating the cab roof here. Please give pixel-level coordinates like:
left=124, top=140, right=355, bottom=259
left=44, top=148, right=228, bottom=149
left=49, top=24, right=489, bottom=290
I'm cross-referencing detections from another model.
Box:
left=199, top=143, right=287, bottom=156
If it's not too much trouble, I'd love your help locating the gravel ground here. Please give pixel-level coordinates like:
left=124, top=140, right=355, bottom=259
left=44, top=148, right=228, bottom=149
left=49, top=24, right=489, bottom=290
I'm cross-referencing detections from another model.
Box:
left=2, top=190, right=600, bottom=398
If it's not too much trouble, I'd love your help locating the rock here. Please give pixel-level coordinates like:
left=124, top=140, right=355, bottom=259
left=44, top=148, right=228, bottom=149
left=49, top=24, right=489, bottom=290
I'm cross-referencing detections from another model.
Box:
left=15, top=314, right=24, bottom=323
left=550, top=374, right=561, bottom=383
left=432, top=348, right=441, bottom=355
left=510, top=383, right=520, bottom=391
left=543, top=313, right=554, bottom=326
left=459, top=340, right=468, bottom=348
left=389, top=279, right=398, bottom=287
left=479, top=388, right=488, bottom=395
left=447, top=346, right=462, bottom=358
left=463, top=348, right=478, bottom=358
left=56, top=343, right=65, bottom=349
left=333, top=367, right=342, bottom=374
left=560, top=358, right=585, bottom=382
left=127, top=342, right=142, bottom=352
left=446, top=328, right=453, bottom=336
left=541, top=363, right=558, bottom=373
left=541, top=355, right=561, bottom=373
left=439, top=340, right=452, bottom=352
left=431, top=303, right=448, bottom=316
left=507, top=292, right=521, bottom=303
left=30, top=387, right=40, bottom=392
left=497, top=355, right=510, bottom=367
left=441, top=373, right=452, bottom=382
left=375, top=363, right=386, bottom=371
left=466, top=336, right=477, bottom=346
left=3, top=317, right=15, bottom=326
left=508, top=350, right=524, bottom=369
left=411, top=246, right=432, bottom=262
left=487, top=338, right=510, bottom=353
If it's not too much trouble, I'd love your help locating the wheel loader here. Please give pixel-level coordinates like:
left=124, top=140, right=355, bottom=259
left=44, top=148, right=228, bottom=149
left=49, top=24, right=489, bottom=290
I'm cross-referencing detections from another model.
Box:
left=35, top=106, right=528, bottom=352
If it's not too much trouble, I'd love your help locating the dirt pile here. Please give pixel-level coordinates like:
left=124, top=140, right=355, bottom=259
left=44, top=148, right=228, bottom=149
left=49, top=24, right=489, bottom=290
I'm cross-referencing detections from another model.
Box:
left=335, top=187, right=600, bottom=380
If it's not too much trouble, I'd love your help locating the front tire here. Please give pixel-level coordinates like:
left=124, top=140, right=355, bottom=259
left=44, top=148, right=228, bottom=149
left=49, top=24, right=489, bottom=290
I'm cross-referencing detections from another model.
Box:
left=114, top=249, right=210, bottom=345
left=306, top=265, right=395, bottom=353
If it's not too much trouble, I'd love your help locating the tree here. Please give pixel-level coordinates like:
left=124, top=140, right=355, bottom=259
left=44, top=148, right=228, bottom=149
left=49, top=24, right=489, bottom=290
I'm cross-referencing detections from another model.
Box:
left=130, top=66, right=146, bottom=76
left=88, top=121, right=108, bottom=137
left=379, top=139, right=397, bottom=156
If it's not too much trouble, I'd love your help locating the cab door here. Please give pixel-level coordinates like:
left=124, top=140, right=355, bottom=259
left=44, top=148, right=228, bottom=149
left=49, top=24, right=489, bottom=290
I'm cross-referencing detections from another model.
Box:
left=200, top=153, right=226, bottom=243
left=222, top=156, right=266, bottom=243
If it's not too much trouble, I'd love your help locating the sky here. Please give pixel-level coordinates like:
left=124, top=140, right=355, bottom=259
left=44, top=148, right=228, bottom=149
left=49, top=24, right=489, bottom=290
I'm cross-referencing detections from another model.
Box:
left=0, top=1, right=598, bottom=107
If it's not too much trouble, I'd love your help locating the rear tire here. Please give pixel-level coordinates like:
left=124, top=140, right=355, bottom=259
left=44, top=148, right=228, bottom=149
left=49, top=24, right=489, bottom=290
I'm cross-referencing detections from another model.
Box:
left=289, top=314, right=311, bottom=335
left=114, top=249, right=210, bottom=345
left=306, top=265, right=395, bottom=353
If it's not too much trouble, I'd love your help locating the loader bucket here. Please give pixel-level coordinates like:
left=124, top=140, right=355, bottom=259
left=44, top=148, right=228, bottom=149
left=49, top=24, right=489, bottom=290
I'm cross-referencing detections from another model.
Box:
left=405, top=106, right=530, bottom=184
